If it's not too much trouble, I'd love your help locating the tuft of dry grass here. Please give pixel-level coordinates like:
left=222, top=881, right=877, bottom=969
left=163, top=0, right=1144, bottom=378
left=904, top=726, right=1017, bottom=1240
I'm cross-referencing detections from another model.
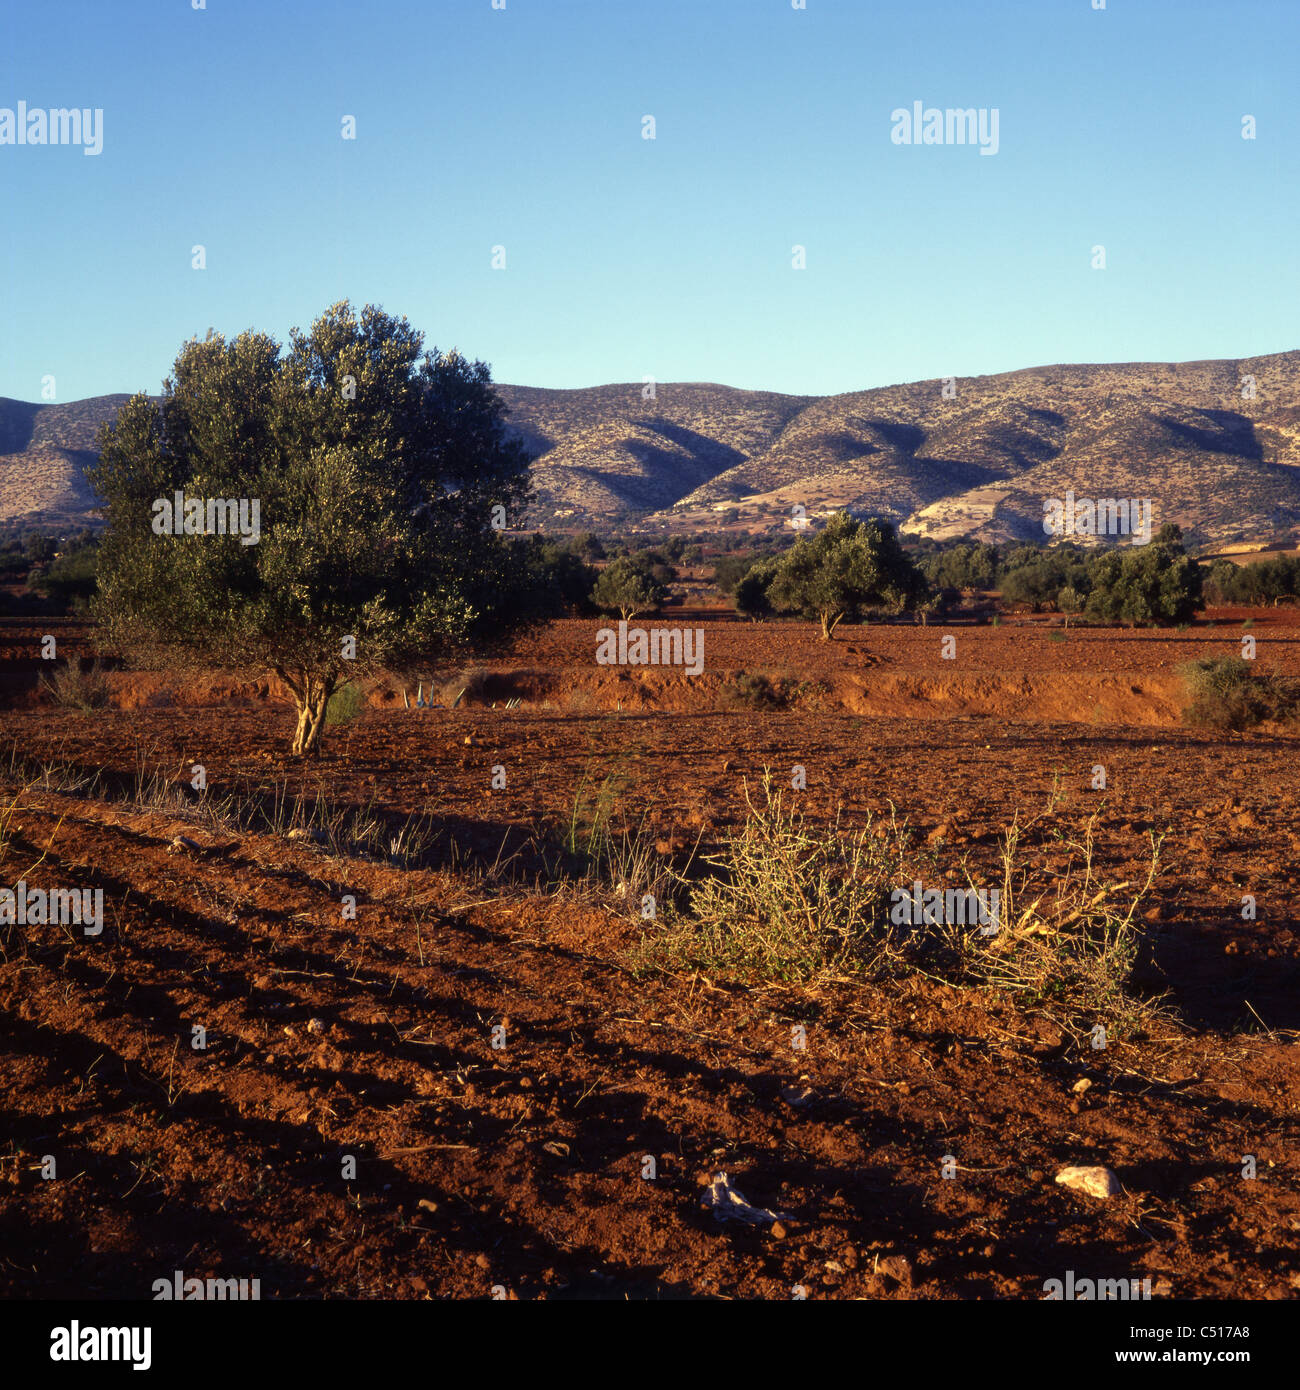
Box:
left=634, top=772, right=1165, bottom=1032
left=1179, top=657, right=1300, bottom=731
left=950, top=806, right=1165, bottom=1033
left=41, top=659, right=110, bottom=711
left=636, top=771, right=919, bottom=983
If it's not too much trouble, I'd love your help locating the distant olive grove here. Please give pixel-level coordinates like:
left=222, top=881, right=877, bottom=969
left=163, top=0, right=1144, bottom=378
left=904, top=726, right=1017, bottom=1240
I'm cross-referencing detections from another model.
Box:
left=12, top=504, right=1299, bottom=639
left=724, top=517, right=1212, bottom=632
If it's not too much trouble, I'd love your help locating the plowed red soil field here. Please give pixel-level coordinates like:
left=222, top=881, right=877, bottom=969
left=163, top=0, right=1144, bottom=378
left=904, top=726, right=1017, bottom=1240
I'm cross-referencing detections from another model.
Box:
left=1, top=615, right=1297, bottom=1299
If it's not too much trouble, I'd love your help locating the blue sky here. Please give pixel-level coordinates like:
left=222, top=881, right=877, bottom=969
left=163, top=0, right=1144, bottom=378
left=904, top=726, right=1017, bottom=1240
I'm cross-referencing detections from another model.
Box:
left=2, top=0, right=1296, bottom=402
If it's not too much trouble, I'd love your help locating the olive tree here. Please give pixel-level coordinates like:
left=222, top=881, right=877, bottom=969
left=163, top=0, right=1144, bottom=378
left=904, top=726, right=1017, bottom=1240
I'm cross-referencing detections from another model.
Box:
left=591, top=556, right=667, bottom=621
left=89, top=301, right=540, bottom=755
left=766, top=511, right=927, bottom=639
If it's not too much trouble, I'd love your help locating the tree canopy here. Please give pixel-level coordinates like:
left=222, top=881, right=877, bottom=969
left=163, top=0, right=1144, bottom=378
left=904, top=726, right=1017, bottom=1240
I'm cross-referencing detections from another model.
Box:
left=591, top=555, right=668, bottom=621
left=89, top=300, right=541, bottom=755
left=762, top=512, right=927, bottom=639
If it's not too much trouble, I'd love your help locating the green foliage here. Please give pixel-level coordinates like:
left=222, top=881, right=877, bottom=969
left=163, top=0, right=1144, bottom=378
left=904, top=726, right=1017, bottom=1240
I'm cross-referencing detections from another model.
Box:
left=732, top=555, right=781, bottom=619
left=1204, top=553, right=1300, bottom=606
left=591, top=556, right=667, bottom=619
left=1083, top=525, right=1202, bottom=626
left=24, top=533, right=57, bottom=566
left=89, top=301, right=540, bottom=755
left=568, top=530, right=606, bottom=562
left=712, top=553, right=759, bottom=596
left=513, top=535, right=597, bottom=616
left=324, top=681, right=365, bottom=726
left=627, top=546, right=678, bottom=584
left=918, top=541, right=998, bottom=592
left=0, top=540, right=27, bottom=580
left=31, top=534, right=99, bottom=612
left=764, top=512, right=928, bottom=638
left=998, top=543, right=1091, bottom=613
left=995, top=528, right=1203, bottom=626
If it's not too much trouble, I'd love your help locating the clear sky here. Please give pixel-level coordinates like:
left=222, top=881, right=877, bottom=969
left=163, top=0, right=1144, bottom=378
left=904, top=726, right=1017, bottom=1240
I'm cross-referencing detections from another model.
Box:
left=2, top=0, right=1296, bottom=402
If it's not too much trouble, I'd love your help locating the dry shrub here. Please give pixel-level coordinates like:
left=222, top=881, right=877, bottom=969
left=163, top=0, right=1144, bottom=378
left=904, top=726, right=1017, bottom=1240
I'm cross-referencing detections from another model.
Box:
left=719, top=671, right=826, bottom=711
left=636, top=775, right=1164, bottom=1030
left=1179, top=657, right=1300, bottom=731
left=639, top=772, right=919, bottom=983
left=41, top=659, right=110, bottom=711
left=952, top=808, right=1164, bottom=1031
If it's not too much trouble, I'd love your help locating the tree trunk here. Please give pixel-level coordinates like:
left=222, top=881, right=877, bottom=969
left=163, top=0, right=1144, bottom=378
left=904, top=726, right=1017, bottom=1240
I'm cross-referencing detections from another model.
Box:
left=820, top=610, right=844, bottom=641
left=283, top=671, right=335, bottom=758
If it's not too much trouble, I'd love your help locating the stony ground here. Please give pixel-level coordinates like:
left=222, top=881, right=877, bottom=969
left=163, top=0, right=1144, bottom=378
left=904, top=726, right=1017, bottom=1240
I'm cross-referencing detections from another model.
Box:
left=1, top=615, right=1297, bottom=1299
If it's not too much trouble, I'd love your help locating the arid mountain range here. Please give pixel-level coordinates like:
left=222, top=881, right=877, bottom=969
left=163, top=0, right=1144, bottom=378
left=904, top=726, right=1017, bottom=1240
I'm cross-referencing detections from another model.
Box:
left=4, top=352, right=1300, bottom=547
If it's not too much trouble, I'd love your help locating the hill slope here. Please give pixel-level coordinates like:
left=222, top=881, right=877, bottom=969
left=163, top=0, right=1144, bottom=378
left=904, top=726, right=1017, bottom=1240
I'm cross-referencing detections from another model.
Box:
left=4, top=351, right=1300, bottom=547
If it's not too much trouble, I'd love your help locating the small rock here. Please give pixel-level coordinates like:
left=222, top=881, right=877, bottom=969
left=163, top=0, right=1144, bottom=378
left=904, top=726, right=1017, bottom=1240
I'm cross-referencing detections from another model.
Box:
left=474, top=1253, right=491, bottom=1270
left=168, top=835, right=201, bottom=854
left=288, top=827, right=328, bottom=844
left=1072, top=1078, right=1092, bottom=1095
left=417, top=1198, right=439, bottom=1214
left=769, top=1221, right=787, bottom=1240
left=1055, top=1165, right=1122, bottom=1199
left=542, top=1141, right=570, bottom=1158
left=877, top=1254, right=912, bottom=1284
left=306, top=1018, right=326, bottom=1035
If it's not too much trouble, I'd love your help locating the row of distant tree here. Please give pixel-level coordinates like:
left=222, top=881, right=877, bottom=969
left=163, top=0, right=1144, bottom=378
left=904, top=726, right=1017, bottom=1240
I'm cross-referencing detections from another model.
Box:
left=0, top=530, right=101, bottom=612
left=715, top=522, right=1300, bottom=633
left=10, top=517, right=1300, bottom=632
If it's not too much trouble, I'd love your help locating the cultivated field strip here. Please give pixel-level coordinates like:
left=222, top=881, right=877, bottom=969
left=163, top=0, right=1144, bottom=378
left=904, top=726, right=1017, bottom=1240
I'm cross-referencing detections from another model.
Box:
left=1, top=788, right=1296, bottom=1298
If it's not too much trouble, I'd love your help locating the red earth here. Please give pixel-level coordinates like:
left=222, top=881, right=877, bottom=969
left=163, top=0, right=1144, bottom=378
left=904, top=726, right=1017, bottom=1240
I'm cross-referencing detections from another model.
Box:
left=1, top=614, right=1297, bottom=1299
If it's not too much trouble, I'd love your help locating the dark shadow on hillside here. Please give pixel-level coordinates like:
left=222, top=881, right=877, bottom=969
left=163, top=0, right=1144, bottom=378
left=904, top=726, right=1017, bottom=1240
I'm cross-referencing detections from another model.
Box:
left=1156, top=409, right=1263, bottom=459
left=0, top=399, right=41, bottom=454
